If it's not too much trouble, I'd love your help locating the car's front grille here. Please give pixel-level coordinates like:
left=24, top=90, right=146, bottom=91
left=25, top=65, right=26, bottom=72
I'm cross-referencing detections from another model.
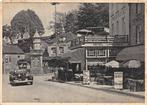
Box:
left=16, top=74, right=26, bottom=80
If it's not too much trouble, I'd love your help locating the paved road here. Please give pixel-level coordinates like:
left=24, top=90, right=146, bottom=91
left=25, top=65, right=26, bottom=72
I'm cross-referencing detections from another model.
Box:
left=2, top=74, right=144, bottom=103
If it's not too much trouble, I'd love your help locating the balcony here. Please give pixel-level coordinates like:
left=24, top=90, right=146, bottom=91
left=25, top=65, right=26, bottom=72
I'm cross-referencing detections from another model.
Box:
left=70, top=35, right=128, bottom=49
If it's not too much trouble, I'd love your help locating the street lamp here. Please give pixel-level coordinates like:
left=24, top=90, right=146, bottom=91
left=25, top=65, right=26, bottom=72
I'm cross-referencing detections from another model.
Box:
left=51, top=3, right=60, bottom=57
left=51, top=3, right=59, bottom=36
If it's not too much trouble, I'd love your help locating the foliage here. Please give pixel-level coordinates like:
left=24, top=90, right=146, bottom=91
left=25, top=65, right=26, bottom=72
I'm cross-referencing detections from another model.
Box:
left=64, top=10, right=79, bottom=34
left=2, top=24, right=13, bottom=44
left=77, top=3, right=109, bottom=29
left=11, top=9, right=44, bottom=37
left=51, top=3, right=109, bottom=34
left=3, top=24, right=12, bottom=37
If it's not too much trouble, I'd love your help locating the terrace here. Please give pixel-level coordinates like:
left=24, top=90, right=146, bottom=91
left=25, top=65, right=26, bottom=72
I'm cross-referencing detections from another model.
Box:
left=70, top=35, right=128, bottom=49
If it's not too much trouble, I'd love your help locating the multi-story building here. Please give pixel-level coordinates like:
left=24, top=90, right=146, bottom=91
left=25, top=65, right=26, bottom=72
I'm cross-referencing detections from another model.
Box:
left=112, top=3, right=145, bottom=63
left=112, top=3, right=145, bottom=91
left=129, top=3, right=144, bottom=45
left=109, top=3, right=129, bottom=36
left=63, top=28, right=128, bottom=72
left=47, top=33, right=76, bottom=57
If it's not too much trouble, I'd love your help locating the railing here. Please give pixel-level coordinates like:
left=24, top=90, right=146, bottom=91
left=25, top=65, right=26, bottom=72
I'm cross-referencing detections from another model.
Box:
left=70, top=35, right=128, bottom=48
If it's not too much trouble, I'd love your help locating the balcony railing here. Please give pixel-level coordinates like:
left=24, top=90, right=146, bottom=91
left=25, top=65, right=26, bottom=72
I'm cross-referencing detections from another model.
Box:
left=70, top=35, right=128, bottom=48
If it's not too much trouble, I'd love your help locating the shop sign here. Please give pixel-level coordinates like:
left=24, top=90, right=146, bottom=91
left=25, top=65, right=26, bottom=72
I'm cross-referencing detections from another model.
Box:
left=114, top=72, right=123, bottom=89
left=83, top=70, right=90, bottom=85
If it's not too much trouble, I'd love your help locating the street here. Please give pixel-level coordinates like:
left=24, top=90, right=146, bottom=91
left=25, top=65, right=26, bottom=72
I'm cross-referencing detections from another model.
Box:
left=2, top=74, right=144, bottom=103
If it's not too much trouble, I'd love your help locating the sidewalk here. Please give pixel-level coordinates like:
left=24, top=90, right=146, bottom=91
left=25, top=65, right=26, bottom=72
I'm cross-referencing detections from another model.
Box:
left=65, top=81, right=145, bottom=99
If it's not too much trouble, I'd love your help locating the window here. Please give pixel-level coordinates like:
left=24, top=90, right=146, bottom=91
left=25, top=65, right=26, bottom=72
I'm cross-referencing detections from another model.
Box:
left=87, top=49, right=95, bottom=56
left=5, top=56, right=8, bottom=63
left=136, top=25, right=142, bottom=44
left=122, top=17, right=126, bottom=35
left=97, top=49, right=106, bottom=56
left=51, top=47, right=56, bottom=54
left=112, top=23, right=114, bottom=35
left=18, top=56, right=20, bottom=58
left=9, top=56, right=11, bottom=62
left=75, top=39, right=80, bottom=45
left=59, top=47, right=64, bottom=54
left=116, top=21, right=119, bottom=35
left=136, top=4, right=142, bottom=14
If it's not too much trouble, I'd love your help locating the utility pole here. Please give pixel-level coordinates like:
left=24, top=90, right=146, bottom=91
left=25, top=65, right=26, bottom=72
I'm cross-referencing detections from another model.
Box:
left=51, top=3, right=60, bottom=57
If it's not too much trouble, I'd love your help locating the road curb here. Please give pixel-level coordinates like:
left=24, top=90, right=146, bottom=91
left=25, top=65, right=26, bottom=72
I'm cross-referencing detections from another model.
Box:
left=65, top=82, right=145, bottom=99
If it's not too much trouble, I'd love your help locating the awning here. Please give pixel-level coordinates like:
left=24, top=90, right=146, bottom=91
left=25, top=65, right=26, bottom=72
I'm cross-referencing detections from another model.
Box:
left=61, top=48, right=85, bottom=63
left=123, top=60, right=141, bottom=68
left=105, top=60, right=119, bottom=68
left=87, top=62, right=99, bottom=66
left=116, top=45, right=144, bottom=62
left=43, top=56, right=69, bottom=61
left=76, top=29, right=93, bottom=33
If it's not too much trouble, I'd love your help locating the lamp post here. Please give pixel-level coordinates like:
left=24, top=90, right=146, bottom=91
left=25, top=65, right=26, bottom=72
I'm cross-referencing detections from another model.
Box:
left=51, top=3, right=59, bottom=35
left=51, top=3, right=60, bottom=57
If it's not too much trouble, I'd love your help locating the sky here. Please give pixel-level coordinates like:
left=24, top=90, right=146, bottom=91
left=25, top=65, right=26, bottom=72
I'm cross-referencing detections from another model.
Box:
left=3, top=2, right=80, bottom=35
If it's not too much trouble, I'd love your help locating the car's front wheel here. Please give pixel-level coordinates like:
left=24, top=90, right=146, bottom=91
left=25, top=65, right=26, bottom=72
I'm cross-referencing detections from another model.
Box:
left=27, top=81, right=33, bottom=85
left=10, top=81, right=16, bottom=86
left=30, top=81, right=33, bottom=85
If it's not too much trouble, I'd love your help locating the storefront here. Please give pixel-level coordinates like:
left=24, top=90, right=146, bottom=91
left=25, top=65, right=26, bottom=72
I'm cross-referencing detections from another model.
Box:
left=62, top=48, right=85, bottom=73
left=116, top=45, right=145, bottom=91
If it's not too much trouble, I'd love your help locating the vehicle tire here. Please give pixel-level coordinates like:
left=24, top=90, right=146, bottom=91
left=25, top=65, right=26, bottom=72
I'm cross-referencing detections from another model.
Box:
left=30, top=81, right=33, bottom=85
left=11, top=82, right=16, bottom=86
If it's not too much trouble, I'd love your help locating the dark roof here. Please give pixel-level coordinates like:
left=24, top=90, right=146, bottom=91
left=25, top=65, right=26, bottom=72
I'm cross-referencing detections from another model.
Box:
left=66, top=32, right=77, bottom=42
left=3, top=44, right=24, bottom=54
left=41, top=32, right=77, bottom=44
left=61, top=48, right=85, bottom=63
left=116, top=45, right=144, bottom=62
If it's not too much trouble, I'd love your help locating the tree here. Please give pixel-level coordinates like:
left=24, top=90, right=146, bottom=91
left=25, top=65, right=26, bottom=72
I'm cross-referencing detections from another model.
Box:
left=3, top=24, right=11, bottom=37
left=55, top=12, right=66, bottom=35
left=77, top=3, right=109, bottom=29
left=2, top=24, right=13, bottom=44
left=65, top=10, right=79, bottom=33
left=11, top=9, right=44, bottom=37
left=49, top=12, right=66, bottom=36
left=48, top=3, right=109, bottom=35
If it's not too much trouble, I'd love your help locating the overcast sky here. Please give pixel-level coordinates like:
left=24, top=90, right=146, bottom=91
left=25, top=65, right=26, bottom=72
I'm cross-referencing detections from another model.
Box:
left=3, top=2, right=80, bottom=33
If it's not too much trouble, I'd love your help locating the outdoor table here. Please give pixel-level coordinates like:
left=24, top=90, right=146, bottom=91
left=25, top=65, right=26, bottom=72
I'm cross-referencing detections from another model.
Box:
left=104, top=76, right=113, bottom=85
left=127, top=78, right=144, bottom=92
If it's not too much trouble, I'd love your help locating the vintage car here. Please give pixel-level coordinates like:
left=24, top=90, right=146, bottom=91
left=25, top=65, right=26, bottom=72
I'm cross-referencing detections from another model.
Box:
left=9, top=60, right=33, bottom=86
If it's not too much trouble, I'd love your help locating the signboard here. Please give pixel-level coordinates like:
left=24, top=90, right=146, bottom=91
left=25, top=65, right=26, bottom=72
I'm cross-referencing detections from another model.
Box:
left=31, top=57, right=41, bottom=67
left=83, top=70, right=90, bottom=85
left=114, top=72, right=123, bottom=89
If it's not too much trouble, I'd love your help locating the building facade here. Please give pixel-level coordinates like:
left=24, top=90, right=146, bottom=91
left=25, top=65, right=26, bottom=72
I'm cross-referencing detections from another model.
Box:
left=109, top=3, right=144, bottom=46
left=48, top=42, right=69, bottom=57
left=113, top=3, right=145, bottom=62
left=3, top=44, right=25, bottom=74
left=109, top=3, right=129, bottom=36
left=113, top=3, right=145, bottom=91
left=68, top=28, right=128, bottom=72
left=129, top=3, right=144, bottom=45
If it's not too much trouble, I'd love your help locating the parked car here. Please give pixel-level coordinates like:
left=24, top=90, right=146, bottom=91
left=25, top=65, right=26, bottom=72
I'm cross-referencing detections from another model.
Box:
left=9, top=60, right=33, bottom=86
